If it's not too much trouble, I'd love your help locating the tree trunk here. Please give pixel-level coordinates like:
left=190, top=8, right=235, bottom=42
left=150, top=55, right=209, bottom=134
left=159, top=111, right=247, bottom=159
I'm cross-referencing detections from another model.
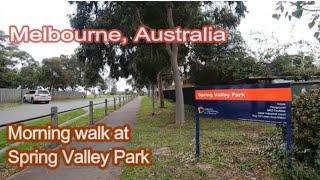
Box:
left=166, top=2, right=185, bottom=125
left=157, top=71, right=165, bottom=108
left=147, top=85, right=151, bottom=97
left=151, top=84, right=155, bottom=115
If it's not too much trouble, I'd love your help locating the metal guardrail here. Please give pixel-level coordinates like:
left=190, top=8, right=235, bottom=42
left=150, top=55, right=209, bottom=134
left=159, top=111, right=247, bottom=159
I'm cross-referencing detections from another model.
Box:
left=0, top=94, right=137, bottom=128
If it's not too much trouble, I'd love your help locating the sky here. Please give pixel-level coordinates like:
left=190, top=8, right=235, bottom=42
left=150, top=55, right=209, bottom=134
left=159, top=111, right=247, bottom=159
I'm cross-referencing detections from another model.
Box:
left=0, top=0, right=319, bottom=91
left=238, top=0, right=319, bottom=62
left=0, top=0, right=131, bottom=91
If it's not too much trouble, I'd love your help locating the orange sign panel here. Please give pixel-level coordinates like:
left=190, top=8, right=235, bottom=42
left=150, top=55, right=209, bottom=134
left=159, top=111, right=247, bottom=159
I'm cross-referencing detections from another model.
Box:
left=195, top=88, right=292, bottom=102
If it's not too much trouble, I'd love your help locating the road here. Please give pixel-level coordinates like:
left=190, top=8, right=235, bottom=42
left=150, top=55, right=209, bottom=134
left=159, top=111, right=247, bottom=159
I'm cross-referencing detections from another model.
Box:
left=0, top=97, right=120, bottom=126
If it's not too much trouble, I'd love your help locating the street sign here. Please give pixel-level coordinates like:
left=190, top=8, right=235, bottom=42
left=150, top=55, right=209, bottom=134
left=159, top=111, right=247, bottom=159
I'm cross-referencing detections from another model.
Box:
left=194, top=83, right=292, bottom=168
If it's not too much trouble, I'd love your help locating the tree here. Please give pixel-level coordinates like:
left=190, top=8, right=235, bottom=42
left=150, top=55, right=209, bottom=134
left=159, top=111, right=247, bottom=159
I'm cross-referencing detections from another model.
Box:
left=110, top=82, right=117, bottom=95
left=98, top=80, right=107, bottom=93
left=137, top=2, right=246, bottom=122
left=75, top=45, right=105, bottom=93
left=271, top=53, right=317, bottom=79
left=188, top=30, right=263, bottom=85
left=0, top=29, right=36, bottom=88
left=16, top=62, right=40, bottom=89
left=247, top=30, right=320, bottom=78
left=61, top=54, right=84, bottom=89
left=39, top=57, right=71, bottom=91
left=164, top=2, right=185, bottom=123
left=105, top=77, right=116, bottom=93
left=273, top=1, right=320, bottom=41
left=129, top=44, right=170, bottom=109
left=189, top=52, right=264, bottom=85
left=69, top=1, right=247, bottom=125
left=247, top=31, right=288, bottom=64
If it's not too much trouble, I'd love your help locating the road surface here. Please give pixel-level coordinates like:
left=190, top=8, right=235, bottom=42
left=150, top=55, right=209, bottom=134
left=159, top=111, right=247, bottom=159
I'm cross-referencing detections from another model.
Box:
left=0, top=97, right=120, bottom=126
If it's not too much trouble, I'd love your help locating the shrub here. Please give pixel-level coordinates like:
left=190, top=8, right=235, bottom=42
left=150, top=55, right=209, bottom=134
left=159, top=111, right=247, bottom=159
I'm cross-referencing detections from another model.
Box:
left=292, top=89, right=320, bottom=168
left=262, top=89, right=320, bottom=178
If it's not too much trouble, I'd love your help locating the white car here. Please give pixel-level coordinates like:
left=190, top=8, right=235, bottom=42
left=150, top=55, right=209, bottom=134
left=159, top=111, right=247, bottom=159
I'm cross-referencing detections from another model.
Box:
left=23, top=90, right=52, bottom=104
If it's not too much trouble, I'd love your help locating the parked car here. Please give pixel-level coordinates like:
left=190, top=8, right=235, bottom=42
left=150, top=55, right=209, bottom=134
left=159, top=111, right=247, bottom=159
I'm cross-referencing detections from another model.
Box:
left=23, top=90, right=52, bottom=104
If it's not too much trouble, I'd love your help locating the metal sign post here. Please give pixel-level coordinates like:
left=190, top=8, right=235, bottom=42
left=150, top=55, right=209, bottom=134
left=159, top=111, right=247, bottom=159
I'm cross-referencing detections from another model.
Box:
left=195, top=107, right=200, bottom=157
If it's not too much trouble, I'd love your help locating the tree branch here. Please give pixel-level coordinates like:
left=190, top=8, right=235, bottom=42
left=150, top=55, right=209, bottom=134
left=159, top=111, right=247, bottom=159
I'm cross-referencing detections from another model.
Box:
left=166, top=2, right=175, bottom=28
left=135, top=6, right=152, bottom=30
left=165, top=2, right=178, bottom=54
left=302, top=7, right=320, bottom=12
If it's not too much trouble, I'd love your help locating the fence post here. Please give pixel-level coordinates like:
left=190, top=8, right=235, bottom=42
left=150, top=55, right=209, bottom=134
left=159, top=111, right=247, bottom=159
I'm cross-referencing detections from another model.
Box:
left=89, top=101, right=94, bottom=125
left=105, top=99, right=108, bottom=116
left=51, top=106, right=58, bottom=126
left=114, top=97, right=116, bottom=110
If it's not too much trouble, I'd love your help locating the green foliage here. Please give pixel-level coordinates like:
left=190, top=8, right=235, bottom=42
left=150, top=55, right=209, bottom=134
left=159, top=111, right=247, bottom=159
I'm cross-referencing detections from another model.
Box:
left=61, top=54, right=84, bottom=89
left=110, top=82, right=117, bottom=95
left=70, top=2, right=247, bottom=87
left=0, top=29, right=35, bottom=88
left=38, top=54, right=95, bottom=90
left=292, top=89, right=320, bottom=168
left=281, top=164, right=320, bottom=180
left=187, top=28, right=264, bottom=86
left=130, top=44, right=170, bottom=87
left=1, top=28, right=102, bottom=89
left=271, top=53, right=317, bottom=79
left=263, top=89, right=320, bottom=179
left=39, top=57, right=70, bottom=90
left=16, top=63, right=40, bottom=89
left=189, top=49, right=263, bottom=85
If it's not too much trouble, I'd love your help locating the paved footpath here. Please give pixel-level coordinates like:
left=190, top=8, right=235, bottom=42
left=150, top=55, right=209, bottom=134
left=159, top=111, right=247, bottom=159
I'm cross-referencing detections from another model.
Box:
left=8, top=97, right=141, bottom=180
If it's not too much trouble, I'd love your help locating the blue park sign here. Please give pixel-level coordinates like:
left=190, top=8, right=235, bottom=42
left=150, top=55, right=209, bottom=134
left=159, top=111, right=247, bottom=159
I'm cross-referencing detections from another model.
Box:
left=194, top=83, right=293, bottom=168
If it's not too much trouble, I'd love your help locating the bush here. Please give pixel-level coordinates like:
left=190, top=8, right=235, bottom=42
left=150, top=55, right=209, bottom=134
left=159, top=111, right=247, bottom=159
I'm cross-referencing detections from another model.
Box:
left=281, top=164, right=320, bottom=180
left=262, top=89, right=320, bottom=179
left=292, top=89, right=320, bottom=168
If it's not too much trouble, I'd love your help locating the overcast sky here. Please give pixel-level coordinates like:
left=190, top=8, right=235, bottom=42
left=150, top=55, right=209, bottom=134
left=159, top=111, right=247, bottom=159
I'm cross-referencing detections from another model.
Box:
left=0, top=0, right=319, bottom=91
left=238, top=0, right=319, bottom=61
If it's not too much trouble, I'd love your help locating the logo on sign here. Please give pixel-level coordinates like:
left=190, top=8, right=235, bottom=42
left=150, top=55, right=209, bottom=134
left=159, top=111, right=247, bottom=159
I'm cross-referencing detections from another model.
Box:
left=198, top=107, right=204, bottom=114
left=198, top=107, right=219, bottom=115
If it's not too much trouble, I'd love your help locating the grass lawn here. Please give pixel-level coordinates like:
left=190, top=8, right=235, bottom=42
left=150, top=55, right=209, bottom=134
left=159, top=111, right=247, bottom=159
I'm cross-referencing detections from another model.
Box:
left=122, top=97, right=279, bottom=179
left=0, top=103, right=21, bottom=110
left=0, top=108, right=85, bottom=178
left=0, top=109, right=86, bottom=149
left=67, top=105, right=118, bottom=128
